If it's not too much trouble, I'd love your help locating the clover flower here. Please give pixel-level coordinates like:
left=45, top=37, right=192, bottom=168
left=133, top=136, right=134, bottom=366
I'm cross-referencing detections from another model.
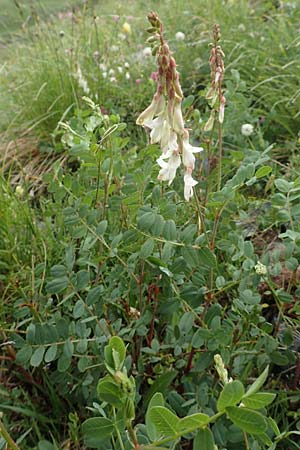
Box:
left=255, top=261, right=267, bottom=275
left=241, top=123, right=254, bottom=136
left=136, top=12, right=203, bottom=201
left=175, top=31, right=185, bottom=41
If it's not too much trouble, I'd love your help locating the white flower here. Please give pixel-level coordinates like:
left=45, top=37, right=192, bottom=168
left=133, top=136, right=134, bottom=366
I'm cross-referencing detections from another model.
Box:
left=102, top=71, right=107, bottom=79
left=241, top=123, right=254, bottom=136
left=182, top=137, right=203, bottom=169
left=99, top=63, right=107, bottom=71
left=149, top=115, right=165, bottom=144
left=125, top=72, right=130, bottom=80
left=136, top=94, right=165, bottom=126
left=184, top=172, right=198, bottom=201
left=172, top=99, right=185, bottom=134
left=124, top=62, right=130, bottom=69
left=117, top=66, right=123, bottom=73
left=15, top=185, right=24, bottom=197
left=108, top=68, right=115, bottom=76
left=143, top=47, right=152, bottom=57
left=157, top=152, right=181, bottom=185
left=111, top=45, right=119, bottom=52
left=255, top=261, right=267, bottom=275
left=175, top=31, right=185, bottom=41
left=109, top=76, right=117, bottom=83
left=76, top=66, right=90, bottom=94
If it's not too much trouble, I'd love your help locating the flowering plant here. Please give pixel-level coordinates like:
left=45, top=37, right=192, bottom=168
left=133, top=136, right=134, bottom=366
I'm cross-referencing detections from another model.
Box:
left=136, top=12, right=203, bottom=201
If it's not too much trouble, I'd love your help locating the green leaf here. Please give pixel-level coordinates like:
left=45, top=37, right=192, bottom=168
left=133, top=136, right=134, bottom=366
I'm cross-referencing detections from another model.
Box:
left=226, top=406, right=267, bottom=435
left=138, top=212, right=157, bottom=232
left=87, top=286, right=102, bottom=305
left=198, top=247, right=217, bottom=269
left=146, top=393, right=165, bottom=441
left=16, top=345, right=33, bottom=364
left=63, top=339, right=74, bottom=358
left=82, top=417, right=114, bottom=447
left=178, top=413, right=210, bottom=432
left=97, top=378, right=124, bottom=408
left=46, top=276, right=69, bottom=294
left=148, top=406, right=179, bottom=438
left=193, top=428, right=215, bottom=450
left=96, top=220, right=108, bottom=236
left=104, top=336, right=126, bottom=370
left=217, top=380, right=245, bottom=411
left=76, top=270, right=90, bottom=290
left=181, top=246, right=199, bottom=268
left=140, top=238, right=155, bottom=258
left=244, top=366, right=269, bottom=398
left=37, top=440, right=55, bottom=450
left=275, top=178, right=292, bottom=193
left=242, top=392, right=276, bottom=409
left=255, top=166, right=272, bottom=179
left=30, top=346, right=45, bottom=367
left=141, top=447, right=168, bottom=450
left=57, top=354, right=71, bottom=372
left=144, top=371, right=177, bottom=407
left=163, top=220, right=177, bottom=241
left=44, top=344, right=57, bottom=363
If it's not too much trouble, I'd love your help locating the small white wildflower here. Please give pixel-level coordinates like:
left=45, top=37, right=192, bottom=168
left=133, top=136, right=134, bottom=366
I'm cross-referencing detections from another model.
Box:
left=99, top=63, right=107, bottom=72
left=124, top=62, right=130, bottom=69
left=15, top=185, right=24, bottom=197
left=255, top=261, right=267, bottom=275
left=184, top=171, right=198, bottom=201
left=175, top=31, right=185, bottom=41
left=109, top=76, right=117, bottom=83
left=241, top=123, right=254, bottom=136
left=102, top=71, right=107, bottom=79
left=238, top=23, right=246, bottom=32
left=157, top=152, right=181, bottom=185
left=182, top=137, right=203, bottom=170
left=143, top=47, right=152, bottom=57
left=76, top=66, right=90, bottom=94
left=125, top=72, right=130, bottom=80
left=117, top=66, right=123, bottom=73
left=108, top=68, right=115, bottom=76
left=111, top=45, right=119, bottom=52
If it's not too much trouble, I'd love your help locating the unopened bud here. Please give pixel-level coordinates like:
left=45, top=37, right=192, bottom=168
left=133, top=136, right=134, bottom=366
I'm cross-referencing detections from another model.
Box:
left=214, top=354, right=231, bottom=384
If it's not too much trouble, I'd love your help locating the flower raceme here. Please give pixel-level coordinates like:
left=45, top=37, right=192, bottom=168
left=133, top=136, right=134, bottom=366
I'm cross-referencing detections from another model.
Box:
left=136, top=12, right=203, bottom=201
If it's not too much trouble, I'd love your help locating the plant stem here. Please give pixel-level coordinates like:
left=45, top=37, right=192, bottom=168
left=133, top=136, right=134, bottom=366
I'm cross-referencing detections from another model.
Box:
left=127, top=421, right=140, bottom=450
left=113, top=408, right=125, bottom=450
left=217, top=121, right=223, bottom=191
left=0, top=415, right=21, bottom=450
left=243, top=431, right=250, bottom=450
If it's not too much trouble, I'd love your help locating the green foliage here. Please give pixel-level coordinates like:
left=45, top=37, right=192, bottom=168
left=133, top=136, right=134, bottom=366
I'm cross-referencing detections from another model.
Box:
left=1, top=3, right=300, bottom=449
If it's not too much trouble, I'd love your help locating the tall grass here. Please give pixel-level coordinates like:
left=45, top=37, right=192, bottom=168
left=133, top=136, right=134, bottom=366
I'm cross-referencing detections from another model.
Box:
left=1, top=0, right=299, bottom=146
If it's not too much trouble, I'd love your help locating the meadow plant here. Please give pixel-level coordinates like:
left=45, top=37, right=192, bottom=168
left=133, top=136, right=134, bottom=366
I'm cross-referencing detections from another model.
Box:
left=136, top=12, right=203, bottom=201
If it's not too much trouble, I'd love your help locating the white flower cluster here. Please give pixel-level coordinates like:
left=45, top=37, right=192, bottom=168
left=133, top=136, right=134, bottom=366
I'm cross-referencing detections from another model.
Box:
left=99, top=62, right=131, bottom=83
left=255, top=261, right=267, bottom=275
left=137, top=94, right=202, bottom=201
